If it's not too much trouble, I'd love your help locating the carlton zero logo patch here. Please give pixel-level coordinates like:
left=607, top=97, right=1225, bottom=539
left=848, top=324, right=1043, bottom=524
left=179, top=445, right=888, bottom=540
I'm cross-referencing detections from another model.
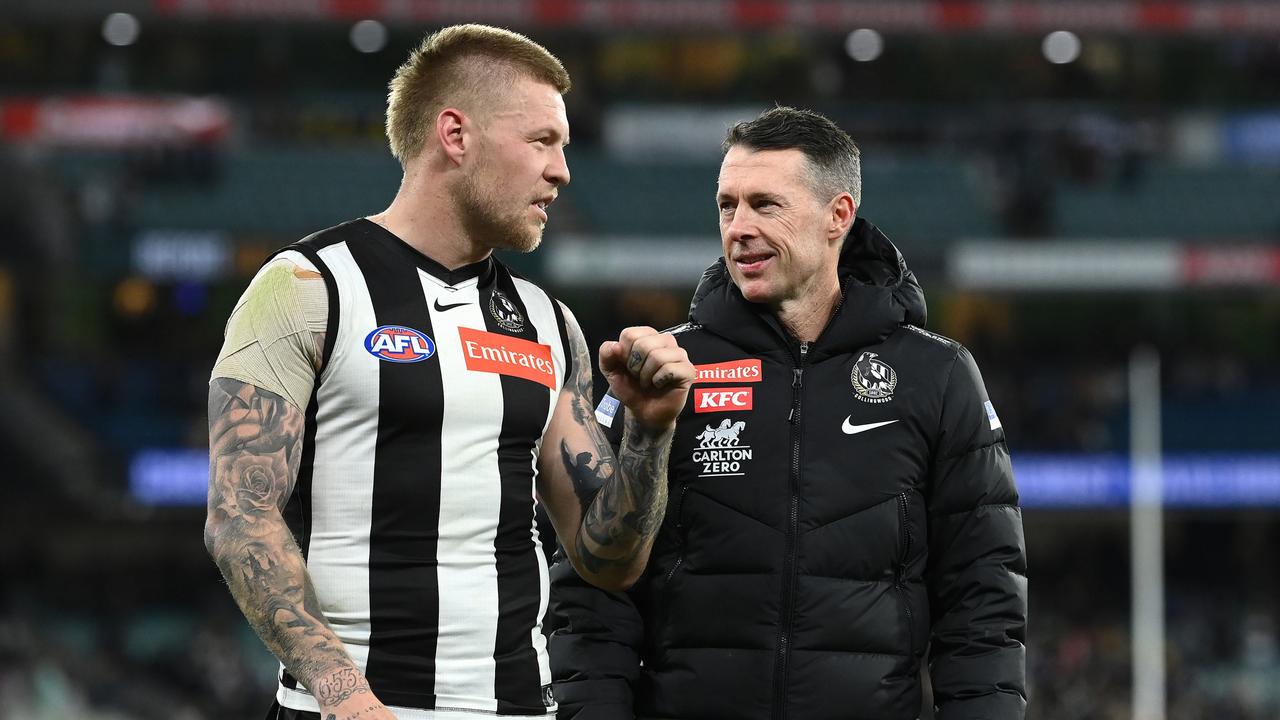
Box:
left=851, top=351, right=898, bottom=404
left=692, top=419, right=752, bottom=477
left=458, top=326, right=556, bottom=389
left=694, top=359, right=762, bottom=384
left=364, top=325, right=436, bottom=363
left=694, top=387, right=753, bottom=413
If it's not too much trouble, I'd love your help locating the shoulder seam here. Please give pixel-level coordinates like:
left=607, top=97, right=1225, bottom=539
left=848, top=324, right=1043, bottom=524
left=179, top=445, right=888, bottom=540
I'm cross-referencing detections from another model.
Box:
left=900, top=323, right=959, bottom=349
left=293, top=220, right=358, bottom=252
left=286, top=244, right=339, bottom=379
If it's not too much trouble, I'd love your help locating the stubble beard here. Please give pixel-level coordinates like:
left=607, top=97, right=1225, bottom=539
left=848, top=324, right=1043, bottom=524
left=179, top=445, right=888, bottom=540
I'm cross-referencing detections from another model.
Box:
left=457, top=168, right=543, bottom=254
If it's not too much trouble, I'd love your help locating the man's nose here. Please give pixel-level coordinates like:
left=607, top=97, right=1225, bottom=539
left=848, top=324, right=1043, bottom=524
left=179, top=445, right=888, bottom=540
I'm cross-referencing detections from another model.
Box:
left=546, top=146, right=570, bottom=187
left=724, top=206, right=755, bottom=241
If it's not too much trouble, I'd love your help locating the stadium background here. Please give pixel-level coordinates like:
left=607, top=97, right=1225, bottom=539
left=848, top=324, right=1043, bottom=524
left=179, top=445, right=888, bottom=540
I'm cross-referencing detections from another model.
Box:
left=2, top=2, right=1278, bottom=718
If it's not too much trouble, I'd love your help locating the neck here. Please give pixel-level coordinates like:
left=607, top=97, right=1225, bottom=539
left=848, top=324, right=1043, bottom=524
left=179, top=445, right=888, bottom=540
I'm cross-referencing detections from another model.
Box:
left=371, top=169, right=492, bottom=270
left=775, top=272, right=842, bottom=343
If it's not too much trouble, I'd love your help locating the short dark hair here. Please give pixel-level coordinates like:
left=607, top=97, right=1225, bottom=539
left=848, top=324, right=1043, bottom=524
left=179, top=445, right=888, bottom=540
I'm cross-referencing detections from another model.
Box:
left=723, top=106, right=861, bottom=207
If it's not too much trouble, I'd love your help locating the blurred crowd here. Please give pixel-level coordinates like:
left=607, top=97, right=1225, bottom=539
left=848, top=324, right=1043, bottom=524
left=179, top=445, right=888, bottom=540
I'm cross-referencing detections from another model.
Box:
left=4, top=11, right=1280, bottom=720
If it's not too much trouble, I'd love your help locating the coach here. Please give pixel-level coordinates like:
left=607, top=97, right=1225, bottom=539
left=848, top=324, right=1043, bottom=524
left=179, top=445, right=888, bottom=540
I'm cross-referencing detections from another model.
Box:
left=546, top=107, right=1027, bottom=719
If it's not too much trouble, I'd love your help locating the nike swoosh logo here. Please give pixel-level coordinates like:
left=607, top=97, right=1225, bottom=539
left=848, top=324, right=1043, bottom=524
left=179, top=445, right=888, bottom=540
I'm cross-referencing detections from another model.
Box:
left=433, top=299, right=470, bottom=312
left=841, top=418, right=899, bottom=435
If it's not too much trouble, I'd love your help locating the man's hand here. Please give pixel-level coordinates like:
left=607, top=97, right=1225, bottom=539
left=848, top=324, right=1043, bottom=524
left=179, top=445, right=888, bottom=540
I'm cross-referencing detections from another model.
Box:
left=536, top=317, right=693, bottom=591
left=598, top=326, right=695, bottom=430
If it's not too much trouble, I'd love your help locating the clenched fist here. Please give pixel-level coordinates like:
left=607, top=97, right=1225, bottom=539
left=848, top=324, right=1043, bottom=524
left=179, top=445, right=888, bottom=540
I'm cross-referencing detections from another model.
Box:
left=598, top=326, right=695, bottom=431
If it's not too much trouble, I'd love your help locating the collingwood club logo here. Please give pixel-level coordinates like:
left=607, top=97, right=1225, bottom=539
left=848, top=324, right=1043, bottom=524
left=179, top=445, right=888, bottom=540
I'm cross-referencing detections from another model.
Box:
left=691, top=419, right=752, bottom=477
left=851, top=351, right=897, bottom=403
left=489, top=290, right=524, bottom=332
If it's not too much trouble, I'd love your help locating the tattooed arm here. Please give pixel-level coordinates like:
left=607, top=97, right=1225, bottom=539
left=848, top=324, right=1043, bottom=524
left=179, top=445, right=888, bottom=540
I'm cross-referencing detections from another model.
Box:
left=538, top=312, right=695, bottom=592
left=205, top=378, right=397, bottom=720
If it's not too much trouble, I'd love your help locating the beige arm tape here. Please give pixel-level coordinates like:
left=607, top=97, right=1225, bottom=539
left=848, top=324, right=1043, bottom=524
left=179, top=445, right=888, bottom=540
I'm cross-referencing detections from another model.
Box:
left=210, top=258, right=329, bottom=411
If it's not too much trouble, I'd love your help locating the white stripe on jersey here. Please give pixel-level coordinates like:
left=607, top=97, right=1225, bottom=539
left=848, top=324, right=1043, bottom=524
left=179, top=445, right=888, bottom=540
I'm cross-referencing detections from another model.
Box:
left=511, top=277, right=566, bottom=688
left=306, top=241, right=378, bottom=671
left=428, top=276, right=503, bottom=712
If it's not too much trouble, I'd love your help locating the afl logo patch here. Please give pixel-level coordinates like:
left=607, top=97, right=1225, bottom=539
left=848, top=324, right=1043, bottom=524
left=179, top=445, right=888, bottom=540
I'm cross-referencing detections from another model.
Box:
left=489, top=290, right=525, bottom=332
left=365, top=325, right=436, bottom=363
left=851, top=351, right=897, bottom=403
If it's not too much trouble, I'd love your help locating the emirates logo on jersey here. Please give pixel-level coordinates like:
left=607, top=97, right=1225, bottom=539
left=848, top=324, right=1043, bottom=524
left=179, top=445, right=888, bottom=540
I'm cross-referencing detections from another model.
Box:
left=459, top=326, right=555, bottom=389
left=694, top=359, right=762, bottom=384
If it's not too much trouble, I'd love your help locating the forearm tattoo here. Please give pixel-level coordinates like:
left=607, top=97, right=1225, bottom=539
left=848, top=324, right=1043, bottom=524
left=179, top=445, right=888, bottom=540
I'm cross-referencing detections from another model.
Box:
left=560, top=326, right=671, bottom=577
left=205, top=377, right=372, bottom=707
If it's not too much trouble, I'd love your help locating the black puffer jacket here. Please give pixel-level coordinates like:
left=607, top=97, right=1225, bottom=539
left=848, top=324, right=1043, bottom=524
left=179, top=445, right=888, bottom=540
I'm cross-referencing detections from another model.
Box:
left=547, top=219, right=1027, bottom=720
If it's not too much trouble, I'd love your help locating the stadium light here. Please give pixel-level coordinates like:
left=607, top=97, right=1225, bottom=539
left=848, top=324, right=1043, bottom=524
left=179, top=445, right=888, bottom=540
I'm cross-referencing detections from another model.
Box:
left=102, top=12, right=140, bottom=47
left=844, top=28, right=883, bottom=63
left=350, top=19, right=388, bottom=54
left=1042, top=30, right=1081, bottom=64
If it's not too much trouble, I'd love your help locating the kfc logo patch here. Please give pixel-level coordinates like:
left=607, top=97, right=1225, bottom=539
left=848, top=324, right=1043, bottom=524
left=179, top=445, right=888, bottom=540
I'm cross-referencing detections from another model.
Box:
left=694, top=386, right=753, bottom=413
left=694, top=359, right=762, bottom=384
left=459, top=326, right=556, bottom=389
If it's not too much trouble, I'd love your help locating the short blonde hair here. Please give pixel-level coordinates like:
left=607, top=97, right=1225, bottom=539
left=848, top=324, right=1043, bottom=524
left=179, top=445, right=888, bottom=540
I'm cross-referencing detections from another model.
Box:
left=386, top=24, right=571, bottom=164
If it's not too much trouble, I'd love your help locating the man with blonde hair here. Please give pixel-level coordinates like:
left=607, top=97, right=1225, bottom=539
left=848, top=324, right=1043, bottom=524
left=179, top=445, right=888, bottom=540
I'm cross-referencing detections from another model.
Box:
left=205, top=25, right=694, bottom=720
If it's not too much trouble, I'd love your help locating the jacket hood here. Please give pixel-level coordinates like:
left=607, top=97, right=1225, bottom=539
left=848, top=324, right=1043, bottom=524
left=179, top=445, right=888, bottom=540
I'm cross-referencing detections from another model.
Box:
left=688, top=217, right=927, bottom=360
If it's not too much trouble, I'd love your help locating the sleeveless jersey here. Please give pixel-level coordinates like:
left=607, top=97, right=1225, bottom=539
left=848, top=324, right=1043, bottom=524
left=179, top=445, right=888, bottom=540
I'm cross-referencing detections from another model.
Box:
left=272, top=219, right=572, bottom=718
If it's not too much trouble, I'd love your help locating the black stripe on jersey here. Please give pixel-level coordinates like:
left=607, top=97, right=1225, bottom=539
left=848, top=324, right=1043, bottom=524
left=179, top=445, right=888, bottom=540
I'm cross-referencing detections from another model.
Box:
left=550, top=299, right=573, bottom=387
left=287, top=244, right=340, bottom=375
left=279, top=374, right=322, bottom=693
left=484, top=266, right=552, bottom=714
left=349, top=231, right=443, bottom=709
left=287, top=220, right=351, bottom=371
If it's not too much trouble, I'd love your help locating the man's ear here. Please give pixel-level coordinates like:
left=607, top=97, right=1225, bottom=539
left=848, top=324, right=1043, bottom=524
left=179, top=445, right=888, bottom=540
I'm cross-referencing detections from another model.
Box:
left=828, top=192, right=857, bottom=242
left=437, top=108, right=469, bottom=166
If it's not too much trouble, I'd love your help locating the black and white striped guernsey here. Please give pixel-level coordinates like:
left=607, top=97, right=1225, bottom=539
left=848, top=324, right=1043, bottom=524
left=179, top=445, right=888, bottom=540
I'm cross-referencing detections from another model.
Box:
left=272, top=219, right=573, bottom=719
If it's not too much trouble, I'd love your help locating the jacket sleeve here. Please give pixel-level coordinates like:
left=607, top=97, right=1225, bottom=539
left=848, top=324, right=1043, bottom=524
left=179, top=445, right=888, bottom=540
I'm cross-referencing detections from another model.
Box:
left=546, top=555, right=644, bottom=720
left=546, top=394, right=643, bottom=719
left=925, top=347, right=1028, bottom=719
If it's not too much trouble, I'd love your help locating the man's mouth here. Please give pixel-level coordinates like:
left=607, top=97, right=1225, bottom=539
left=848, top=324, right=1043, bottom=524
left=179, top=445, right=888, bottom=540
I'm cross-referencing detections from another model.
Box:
left=532, top=196, right=555, bottom=222
left=734, top=252, right=773, bottom=275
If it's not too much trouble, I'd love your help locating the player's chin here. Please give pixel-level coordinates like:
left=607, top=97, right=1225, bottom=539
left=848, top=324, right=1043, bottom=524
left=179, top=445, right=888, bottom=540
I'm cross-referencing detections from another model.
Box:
left=497, top=226, right=543, bottom=253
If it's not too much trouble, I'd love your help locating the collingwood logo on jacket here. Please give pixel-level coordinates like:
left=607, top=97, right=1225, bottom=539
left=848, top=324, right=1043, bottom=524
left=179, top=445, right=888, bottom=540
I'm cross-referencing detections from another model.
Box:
left=851, top=351, right=898, bottom=403
left=691, top=419, right=752, bottom=477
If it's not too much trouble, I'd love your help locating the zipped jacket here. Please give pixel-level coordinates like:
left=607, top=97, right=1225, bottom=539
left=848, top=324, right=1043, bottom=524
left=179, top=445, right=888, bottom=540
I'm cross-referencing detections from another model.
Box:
left=546, top=218, right=1027, bottom=720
